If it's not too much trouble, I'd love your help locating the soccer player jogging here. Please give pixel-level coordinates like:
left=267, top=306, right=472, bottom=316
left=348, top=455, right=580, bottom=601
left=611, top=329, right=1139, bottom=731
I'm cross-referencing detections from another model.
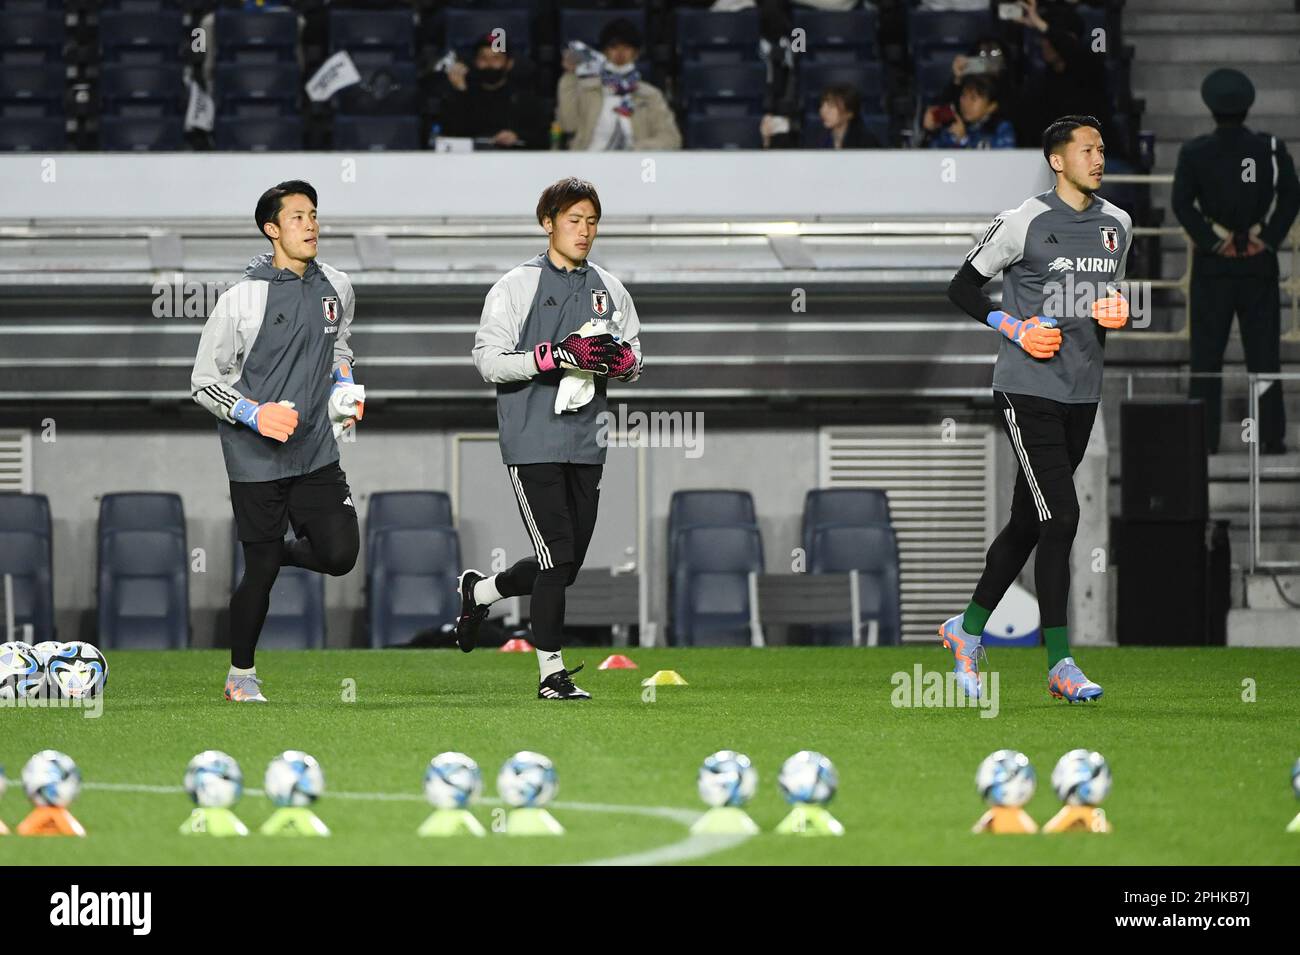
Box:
left=942, top=116, right=1132, bottom=703
left=456, top=177, right=642, bottom=700
left=191, top=181, right=365, bottom=702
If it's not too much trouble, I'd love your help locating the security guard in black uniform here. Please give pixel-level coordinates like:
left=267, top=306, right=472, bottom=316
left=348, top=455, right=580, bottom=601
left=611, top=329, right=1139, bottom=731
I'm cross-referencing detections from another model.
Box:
left=1172, top=68, right=1300, bottom=454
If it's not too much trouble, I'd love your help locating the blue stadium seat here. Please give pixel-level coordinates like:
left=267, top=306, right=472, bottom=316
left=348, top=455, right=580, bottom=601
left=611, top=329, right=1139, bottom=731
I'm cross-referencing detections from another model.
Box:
left=99, top=492, right=185, bottom=533
left=679, top=62, right=767, bottom=117
left=334, top=55, right=420, bottom=116
left=215, top=62, right=300, bottom=118
left=668, top=489, right=756, bottom=559
left=0, top=11, right=65, bottom=63
left=215, top=115, right=303, bottom=151
left=0, top=62, right=64, bottom=118
left=99, top=115, right=183, bottom=150
left=368, top=527, right=461, bottom=648
left=214, top=8, right=299, bottom=64
left=671, top=524, right=763, bottom=646
left=99, top=63, right=186, bottom=117
left=332, top=115, right=421, bottom=151
left=907, top=9, right=993, bottom=61
left=802, top=488, right=891, bottom=555
left=99, top=10, right=185, bottom=64
left=97, top=528, right=189, bottom=649
left=443, top=8, right=532, bottom=59
left=0, top=493, right=54, bottom=642
left=558, top=7, right=647, bottom=50
left=806, top=523, right=901, bottom=646
left=231, top=526, right=324, bottom=650
left=0, top=115, right=64, bottom=150
left=798, top=60, right=886, bottom=115
left=330, top=9, right=417, bottom=60
left=800, top=111, right=888, bottom=148
left=366, top=491, right=453, bottom=558
left=686, top=114, right=762, bottom=149
left=913, top=54, right=957, bottom=105
left=792, top=8, right=879, bottom=62
left=675, top=8, right=761, bottom=63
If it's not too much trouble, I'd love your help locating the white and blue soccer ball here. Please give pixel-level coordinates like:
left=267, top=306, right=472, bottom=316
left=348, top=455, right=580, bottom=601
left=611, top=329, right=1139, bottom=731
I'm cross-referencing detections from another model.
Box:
left=22, top=750, right=81, bottom=807
left=1292, top=758, right=1300, bottom=801
left=496, top=751, right=558, bottom=808
left=184, top=750, right=243, bottom=809
left=424, top=752, right=483, bottom=810
left=0, top=641, right=43, bottom=699
left=698, top=750, right=758, bottom=808
left=31, top=641, right=66, bottom=667
left=45, top=641, right=108, bottom=699
left=778, top=750, right=838, bottom=805
left=264, top=750, right=324, bottom=808
left=1051, top=749, right=1112, bottom=806
left=976, top=750, right=1037, bottom=807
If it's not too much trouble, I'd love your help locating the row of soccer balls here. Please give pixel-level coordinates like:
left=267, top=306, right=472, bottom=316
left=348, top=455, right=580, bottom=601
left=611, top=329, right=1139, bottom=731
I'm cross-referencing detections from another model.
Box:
left=978, top=749, right=1114, bottom=808
left=0, top=641, right=109, bottom=700
left=182, top=748, right=841, bottom=811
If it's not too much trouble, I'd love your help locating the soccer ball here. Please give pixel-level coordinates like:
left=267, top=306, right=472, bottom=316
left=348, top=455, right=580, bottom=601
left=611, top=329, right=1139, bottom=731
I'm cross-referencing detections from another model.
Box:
left=264, top=750, right=324, bottom=808
left=0, top=641, right=43, bottom=699
left=496, top=751, right=558, bottom=808
left=22, top=750, right=81, bottom=807
left=778, top=750, right=838, bottom=805
left=698, top=750, right=758, bottom=808
left=976, top=750, right=1037, bottom=807
left=183, top=751, right=244, bottom=809
left=1292, top=758, right=1300, bottom=800
left=1051, top=749, right=1112, bottom=806
left=45, top=641, right=108, bottom=699
left=424, top=752, right=483, bottom=810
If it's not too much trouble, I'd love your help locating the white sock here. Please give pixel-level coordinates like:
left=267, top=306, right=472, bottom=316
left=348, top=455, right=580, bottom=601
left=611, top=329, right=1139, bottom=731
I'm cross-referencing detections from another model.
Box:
left=537, top=649, right=565, bottom=680
left=473, top=574, right=503, bottom=607
left=229, top=665, right=256, bottom=677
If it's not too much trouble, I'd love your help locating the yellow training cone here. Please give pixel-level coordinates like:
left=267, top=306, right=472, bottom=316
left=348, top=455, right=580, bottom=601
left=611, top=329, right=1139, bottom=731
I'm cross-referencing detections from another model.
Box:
left=641, top=670, right=688, bottom=686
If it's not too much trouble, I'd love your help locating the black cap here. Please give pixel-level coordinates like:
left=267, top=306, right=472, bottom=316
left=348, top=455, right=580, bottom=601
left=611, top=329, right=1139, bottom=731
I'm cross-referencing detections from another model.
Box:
left=1201, top=68, right=1255, bottom=115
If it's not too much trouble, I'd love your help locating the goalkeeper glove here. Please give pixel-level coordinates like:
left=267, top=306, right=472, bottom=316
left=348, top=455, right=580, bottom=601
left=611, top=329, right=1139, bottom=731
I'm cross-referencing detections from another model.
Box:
left=1091, top=287, right=1129, bottom=329
left=232, top=398, right=299, bottom=443
left=330, top=364, right=365, bottom=434
left=607, top=341, right=638, bottom=381
left=534, top=332, right=618, bottom=376
left=986, top=310, right=1061, bottom=360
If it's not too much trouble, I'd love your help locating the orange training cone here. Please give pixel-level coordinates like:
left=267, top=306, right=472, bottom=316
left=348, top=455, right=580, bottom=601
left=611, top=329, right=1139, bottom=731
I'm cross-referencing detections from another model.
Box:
left=598, top=654, right=637, bottom=670
left=17, top=806, right=86, bottom=837
left=499, top=638, right=535, bottom=653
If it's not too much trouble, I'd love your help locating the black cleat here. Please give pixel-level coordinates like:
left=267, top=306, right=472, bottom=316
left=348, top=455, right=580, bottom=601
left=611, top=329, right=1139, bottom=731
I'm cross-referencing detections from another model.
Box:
left=454, top=569, right=489, bottom=653
left=538, top=663, right=591, bottom=700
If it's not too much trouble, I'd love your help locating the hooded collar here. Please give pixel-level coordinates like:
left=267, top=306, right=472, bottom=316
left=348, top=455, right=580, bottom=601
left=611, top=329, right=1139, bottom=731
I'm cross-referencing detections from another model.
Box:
left=539, top=249, right=589, bottom=275
left=245, top=251, right=321, bottom=282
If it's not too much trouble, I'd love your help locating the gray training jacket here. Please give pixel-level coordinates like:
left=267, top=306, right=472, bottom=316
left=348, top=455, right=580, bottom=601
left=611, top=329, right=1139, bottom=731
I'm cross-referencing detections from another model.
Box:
left=190, top=252, right=356, bottom=483
left=473, top=252, right=642, bottom=466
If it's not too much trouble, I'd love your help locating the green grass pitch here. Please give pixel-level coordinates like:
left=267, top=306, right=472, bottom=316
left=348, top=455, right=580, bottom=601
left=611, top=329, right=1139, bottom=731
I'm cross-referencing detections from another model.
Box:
left=2, top=646, right=1297, bottom=865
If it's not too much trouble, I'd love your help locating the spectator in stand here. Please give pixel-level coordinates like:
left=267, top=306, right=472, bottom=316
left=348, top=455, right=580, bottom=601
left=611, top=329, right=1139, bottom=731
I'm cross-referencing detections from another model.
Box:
left=1011, top=0, right=1111, bottom=146
left=768, top=84, right=879, bottom=149
left=923, top=75, right=1016, bottom=149
left=555, top=18, right=681, bottom=151
left=441, top=36, right=549, bottom=149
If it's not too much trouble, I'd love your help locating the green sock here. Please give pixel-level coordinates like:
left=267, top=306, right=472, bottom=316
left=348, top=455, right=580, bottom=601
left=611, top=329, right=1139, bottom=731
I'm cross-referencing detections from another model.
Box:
left=961, top=601, right=991, bottom=638
left=1044, top=626, right=1070, bottom=669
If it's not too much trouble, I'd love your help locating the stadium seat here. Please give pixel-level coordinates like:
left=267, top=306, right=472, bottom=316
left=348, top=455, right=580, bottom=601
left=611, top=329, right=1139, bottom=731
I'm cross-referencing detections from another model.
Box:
left=332, top=115, right=421, bottom=151
left=679, top=62, right=767, bottom=117
left=99, top=115, right=184, bottom=151
left=0, top=115, right=64, bottom=151
left=99, top=492, right=185, bottom=534
left=333, top=55, right=420, bottom=116
left=214, top=8, right=299, bottom=64
left=368, top=527, right=461, bottom=648
left=99, top=64, right=186, bottom=117
left=215, top=115, right=304, bottom=151
left=800, top=110, right=888, bottom=148
left=801, top=488, right=892, bottom=557
left=329, top=9, right=417, bottom=60
left=792, top=8, right=879, bottom=63
left=685, top=114, right=762, bottom=149
left=99, top=10, right=185, bottom=64
left=97, top=528, right=189, bottom=649
left=675, top=8, right=761, bottom=63
left=0, top=11, right=65, bottom=63
left=668, top=489, right=756, bottom=556
left=907, top=9, right=994, bottom=61
left=671, top=524, right=763, bottom=646
left=215, top=62, right=301, bottom=118
left=0, top=493, right=55, bottom=642
left=798, top=60, right=886, bottom=115
left=443, top=8, right=532, bottom=59
left=231, top=526, right=325, bottom=650
left=0, top=492, right=52, bottom=539
left=366, top=491, right=454, bottom=558
left=806, top=523, right=901, bottom=646
left=912, top=54, right=956, bottom=105
left=0, top=62, right=64, bottom=118
left=557, top=7, right=647, bottom=51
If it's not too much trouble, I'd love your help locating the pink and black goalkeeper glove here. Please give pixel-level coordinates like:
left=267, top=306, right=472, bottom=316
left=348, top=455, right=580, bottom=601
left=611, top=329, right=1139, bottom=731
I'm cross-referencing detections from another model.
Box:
left=534, top=332, right=618, bottom=376
left=607, top=341, right=638, bottom=381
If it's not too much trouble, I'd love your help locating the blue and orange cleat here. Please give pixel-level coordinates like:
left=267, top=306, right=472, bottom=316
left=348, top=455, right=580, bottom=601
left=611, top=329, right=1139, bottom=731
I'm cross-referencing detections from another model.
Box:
left=1048, top=656, right=1103, bottom=703
left=939, top=613, right=987, bottom=700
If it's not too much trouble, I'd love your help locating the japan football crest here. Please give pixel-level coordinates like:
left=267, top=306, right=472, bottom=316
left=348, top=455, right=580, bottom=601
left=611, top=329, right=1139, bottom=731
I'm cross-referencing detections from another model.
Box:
left=322, top=296, right=340, bottom=324
left=591, top=289, right=609, bottom=317
left=1099, top=226, right=1119, bottom=254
